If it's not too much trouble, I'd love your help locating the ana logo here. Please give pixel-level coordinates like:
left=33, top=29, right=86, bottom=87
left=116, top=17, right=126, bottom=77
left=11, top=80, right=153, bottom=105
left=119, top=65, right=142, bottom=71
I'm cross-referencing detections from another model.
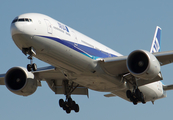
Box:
left=58, top=22, right=69, bottom=33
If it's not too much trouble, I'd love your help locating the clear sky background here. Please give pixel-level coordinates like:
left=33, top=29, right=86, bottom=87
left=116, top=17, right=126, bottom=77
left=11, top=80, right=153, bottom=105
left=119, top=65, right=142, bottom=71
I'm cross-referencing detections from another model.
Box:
left=0, top=0, right=173, bottom=120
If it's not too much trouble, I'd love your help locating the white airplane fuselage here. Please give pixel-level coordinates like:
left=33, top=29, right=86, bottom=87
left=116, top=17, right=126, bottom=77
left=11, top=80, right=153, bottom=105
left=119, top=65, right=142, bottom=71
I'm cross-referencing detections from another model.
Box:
left=10, top=13, right=166, bottom=103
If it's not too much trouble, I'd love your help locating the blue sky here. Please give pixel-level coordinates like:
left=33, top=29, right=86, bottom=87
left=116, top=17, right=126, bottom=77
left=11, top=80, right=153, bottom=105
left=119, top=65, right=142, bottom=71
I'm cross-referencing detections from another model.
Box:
left=1, top=0, right=173, bottom=119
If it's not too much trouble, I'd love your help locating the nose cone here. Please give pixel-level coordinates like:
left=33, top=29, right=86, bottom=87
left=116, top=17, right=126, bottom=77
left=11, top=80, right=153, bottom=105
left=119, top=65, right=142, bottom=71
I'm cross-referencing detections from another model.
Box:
left=10, top=14, right=35, bottom=50
left=11, top=17, right=24, bottom=36
left=11, top=15, right=34, bottom=36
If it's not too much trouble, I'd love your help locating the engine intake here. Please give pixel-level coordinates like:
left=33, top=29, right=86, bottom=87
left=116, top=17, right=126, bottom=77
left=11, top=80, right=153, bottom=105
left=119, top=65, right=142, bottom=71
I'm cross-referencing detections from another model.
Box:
left=5, top=67, right=37, bottom=96
left=127, top=50, right=160, bottom=80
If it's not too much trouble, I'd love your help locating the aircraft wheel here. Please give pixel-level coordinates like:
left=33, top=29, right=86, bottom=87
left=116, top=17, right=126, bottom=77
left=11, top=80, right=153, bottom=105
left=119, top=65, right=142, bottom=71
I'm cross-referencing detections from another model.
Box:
left=59, top=99, right=64, bottom=107
left=126, top=90, right=132, bottom=98
left=32, top=63, right=37, bottom=71
left=74, top=104, right=79, bottom=113
left=68, top=97, right=73, bottom=105
left=27, top=64, right=32, bottom=72
left=71, top=101, right=76, bottom=110
left=63, top=104, right=66, bottom=110
left=135, top=88, right=141, bottom=98
left=140, top=92, right=146, bottom=104
left=133, top=101, right=138, bottom=105
left=142, top=101, right=146, bottom=104
left=66, top=107, right=71, bottom=114
left=133, top=99, right=138, bottom=105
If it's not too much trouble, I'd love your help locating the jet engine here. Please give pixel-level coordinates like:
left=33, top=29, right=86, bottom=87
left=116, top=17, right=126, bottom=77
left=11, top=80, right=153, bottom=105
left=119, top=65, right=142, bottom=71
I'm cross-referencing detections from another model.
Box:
left=126, top=50, right=160, bottom=80
left=5, top=67, right=37, bottom=96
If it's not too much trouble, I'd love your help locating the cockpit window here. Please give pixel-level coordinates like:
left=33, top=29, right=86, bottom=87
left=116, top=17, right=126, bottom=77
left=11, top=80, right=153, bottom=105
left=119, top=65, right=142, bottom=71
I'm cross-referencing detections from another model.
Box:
left=29, top=19, right=32, bottom=22
left=12, top=19, right=18, bottom=23
left=25, top=18, right=29, bottom=22
left=18, top=18, right=25, bottom=22
left=12, top=18, right=33, bottom=23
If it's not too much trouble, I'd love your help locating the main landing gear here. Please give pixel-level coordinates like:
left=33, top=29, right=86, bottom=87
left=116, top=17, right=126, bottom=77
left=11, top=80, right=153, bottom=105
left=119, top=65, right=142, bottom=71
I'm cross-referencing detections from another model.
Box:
left=59, top=97, right=79, bottom=114
left=22, top=47, right=37, bottom=72
left=59, top=80, right=79, bottom=114
left=126, top=87, right=146, bottom=105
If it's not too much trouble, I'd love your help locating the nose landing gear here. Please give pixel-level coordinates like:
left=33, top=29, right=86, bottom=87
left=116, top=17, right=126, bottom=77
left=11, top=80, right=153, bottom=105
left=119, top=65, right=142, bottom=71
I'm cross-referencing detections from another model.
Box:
left=27, top=56, right=37, bottom=72
left=22, top=47, right=37, bottom=72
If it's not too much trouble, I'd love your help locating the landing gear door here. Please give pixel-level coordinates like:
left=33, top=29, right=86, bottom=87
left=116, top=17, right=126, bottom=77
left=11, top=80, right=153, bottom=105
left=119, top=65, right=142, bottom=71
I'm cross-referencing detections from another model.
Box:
left=44, top=19, right=52, bottom=34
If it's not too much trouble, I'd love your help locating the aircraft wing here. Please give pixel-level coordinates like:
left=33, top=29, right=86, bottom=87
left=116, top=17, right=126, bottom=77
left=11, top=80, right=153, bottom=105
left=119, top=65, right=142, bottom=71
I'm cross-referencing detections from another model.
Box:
left=0, top=66, right=88, bottom=96
left=98, top=56, right=128, bottom=75
left=98, top=50, right=173, bottom=87
left=153, top=50, right=173, bottom=66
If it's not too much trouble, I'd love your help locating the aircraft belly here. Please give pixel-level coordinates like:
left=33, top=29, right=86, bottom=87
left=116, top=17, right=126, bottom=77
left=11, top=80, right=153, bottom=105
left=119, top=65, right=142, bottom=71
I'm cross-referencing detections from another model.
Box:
left=72, top=73, right=125, bottom=92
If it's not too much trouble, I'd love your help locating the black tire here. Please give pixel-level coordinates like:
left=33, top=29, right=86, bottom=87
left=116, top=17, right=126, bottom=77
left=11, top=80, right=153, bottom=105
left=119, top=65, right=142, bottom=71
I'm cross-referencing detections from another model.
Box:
left=140, top=92, right=146, bottom=104
left=74, top=104, right=79, bottom=113
left=133, top=99, right=138, bottom=105
left=142, top=101, right=146, bottom=104
left=139, top=92, right=143, bottom=101
left=66, top=107, right=71, bottom=114
left=71, top=101, right=76, bottom=110
left=32, top=63, right=37, bottom=71
left=27, top=64, right=32, bottom=71
left=130, top=96, right=134, bottom=102
left=68, top=97, right=72, bottom=103
left=63, top=105, right=66, bottom=110
left=126, top=90, right=132, bottom=98
left=59, top=99, right=64, bottom=107
left=135, top=88, right=140, bottom=98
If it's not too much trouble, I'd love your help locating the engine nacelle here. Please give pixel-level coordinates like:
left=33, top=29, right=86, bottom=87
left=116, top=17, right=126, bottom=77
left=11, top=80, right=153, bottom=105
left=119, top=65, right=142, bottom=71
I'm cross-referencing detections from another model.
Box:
left=5, top=67, right=37, bottom=96
left=127, top=50, right=160, bottom=80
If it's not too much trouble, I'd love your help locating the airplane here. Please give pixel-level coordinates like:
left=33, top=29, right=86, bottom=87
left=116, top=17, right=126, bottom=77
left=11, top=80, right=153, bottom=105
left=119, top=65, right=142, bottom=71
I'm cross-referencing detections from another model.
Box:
left=1, top=13, right=173, bottom=114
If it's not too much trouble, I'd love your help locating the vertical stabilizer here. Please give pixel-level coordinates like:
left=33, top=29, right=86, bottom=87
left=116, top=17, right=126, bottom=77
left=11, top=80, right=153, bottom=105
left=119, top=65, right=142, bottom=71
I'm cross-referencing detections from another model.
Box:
left=150, top=26, right=162, bottom=53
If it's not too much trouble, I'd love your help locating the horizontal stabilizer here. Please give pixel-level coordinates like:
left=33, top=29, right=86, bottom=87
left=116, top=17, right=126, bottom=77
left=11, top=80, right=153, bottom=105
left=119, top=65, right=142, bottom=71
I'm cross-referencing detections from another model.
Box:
left=163, top=84, right=173, bottom=91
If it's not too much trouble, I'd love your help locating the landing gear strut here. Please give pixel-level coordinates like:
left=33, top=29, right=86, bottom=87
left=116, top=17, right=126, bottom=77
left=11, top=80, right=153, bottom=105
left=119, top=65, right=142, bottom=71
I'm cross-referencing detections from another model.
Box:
left=27, top=56, right=37, bottom=72
left=59, top=80, right=79, bottom=114
left=126, top=87, right=146, bottom=105
left=22, top=47, right=37, bottom=72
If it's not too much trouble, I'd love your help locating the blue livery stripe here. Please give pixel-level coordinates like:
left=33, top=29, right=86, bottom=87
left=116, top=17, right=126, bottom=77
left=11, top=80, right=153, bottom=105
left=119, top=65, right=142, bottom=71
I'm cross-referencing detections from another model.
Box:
left=150, top=26, right=162, bottom=53
left=38, top=36, right=117, bottom=59
left=156, top=28, right=161, bottom=45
